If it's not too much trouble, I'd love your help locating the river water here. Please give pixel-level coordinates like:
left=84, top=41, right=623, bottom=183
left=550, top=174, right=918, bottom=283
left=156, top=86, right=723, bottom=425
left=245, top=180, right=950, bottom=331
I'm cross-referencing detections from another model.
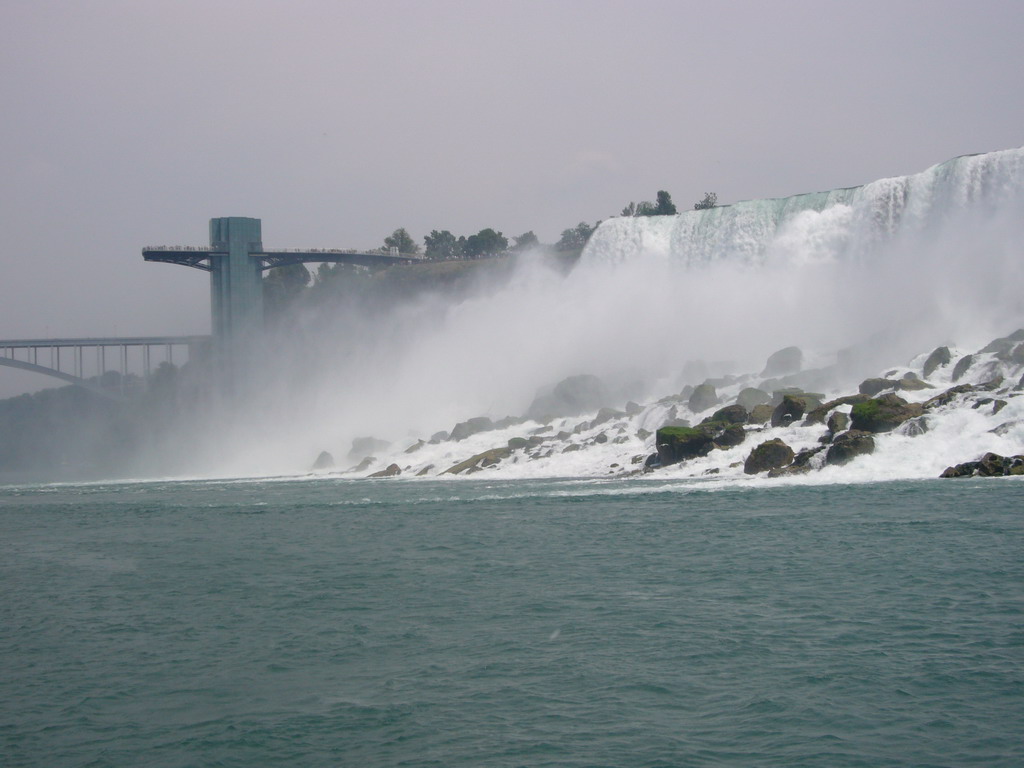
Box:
left=2, top=475, right=1021, bottom=767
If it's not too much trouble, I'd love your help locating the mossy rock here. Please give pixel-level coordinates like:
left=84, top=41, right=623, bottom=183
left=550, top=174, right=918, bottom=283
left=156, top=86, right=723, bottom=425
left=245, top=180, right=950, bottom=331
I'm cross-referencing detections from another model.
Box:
left=702, top=404, right=748, bottom=426
left=805, top=394, right=869, bottom=425
left=443, top=447, right=511, bottom=475
left=850, top=393, right=923, bottom=433
left=656, top=426, right=716, bottom=466
left=743, top=439, right=794, bottom=475
left=749, top=404, right=773, bottom=424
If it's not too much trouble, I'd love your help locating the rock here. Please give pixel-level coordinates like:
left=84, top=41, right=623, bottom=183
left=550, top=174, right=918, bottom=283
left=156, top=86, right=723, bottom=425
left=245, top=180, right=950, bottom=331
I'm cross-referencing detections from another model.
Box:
left=368, top=463, right=401, bottom=478
left=924, top=383, right=976, bottom=410
left=951, top=354, right=974, bottom=382
left=825, top=430, right=875, bottom=466
left=311, top=451, right=335, bottom=470
left=771, top=395, right=807, bottom=427
left=897, top=417, right=928, bottom=437
left=591, top=407, right=626, bottom=427
left=793, top=445, right=825, bottom=466
left=767, top=464, right=812, bottom=478
left=527, top=374, right=608, bottom=419
left=429, top=430, right=449, bottom=443
left=896, top=374, right=932, bottom=391
left=826, top=411, right=850, bottom=434
left=736, top=387, right=770, bottom=411
left=710, top=424, right=746, bottom=448
left=803, top=393, right=870, bottom=424
left=349, top=436, right=390, bottom=459
left=850, top=393, right=924, bottom=433
left=415, top=465, right=434, bottom=476
left=990, top=421, right=1020, bottom=436
left=940, top=452, right=1024, bottom=478
left=1010, top=343, right=1024, bottom=366
left=859, top=377, right=897, bottom=396
left=562, top=443, right=582, bottom=453
left=922, top=346, right=953, bottom=378
left=450, top=416, right=494, bottom=441
left=350, top=456, right=376, bottom=472
left=743, top=439, right=794, bottom=474
left=625, top=400, right=644, bottom=416
left=703, top=404, right=749, bottom=426
left=443, top=447, right=512, bottom=474
left=404, top=440, right=425, bottom=454
left=507, top=437, right=530, bottom=450
left=594, top=432, right=608, bottom=444
left=636, top=428, right=652, bottom=441
left=761, top=346, right=803, bottom=377
left=656, top=426, right=716, bottom=466
left=749, top=404, right=774, bottom=424
left=688, top=383, right=719, bottom=413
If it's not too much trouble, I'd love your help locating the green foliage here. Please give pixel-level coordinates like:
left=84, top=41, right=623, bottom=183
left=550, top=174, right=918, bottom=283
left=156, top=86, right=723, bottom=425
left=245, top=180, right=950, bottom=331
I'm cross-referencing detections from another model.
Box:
left=423, top=229, right=462, bottom=260
left=463, top=228, right=508, bottom=258
left=694, top=192, right=718, bottom=210
left=383, top=227, right=420, bottom=254
left=263, top=262, right=310, bottom=322
left=511, top=231, right=539, bottom=251
left=621, top=190, right=676, bottom=217
left=556, top=221, right=596, bottom=251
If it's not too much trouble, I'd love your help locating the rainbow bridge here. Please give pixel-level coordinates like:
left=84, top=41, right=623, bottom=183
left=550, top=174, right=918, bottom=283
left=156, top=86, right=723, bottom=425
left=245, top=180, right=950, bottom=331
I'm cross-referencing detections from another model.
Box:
left=2, top=217, right=421, bottom=396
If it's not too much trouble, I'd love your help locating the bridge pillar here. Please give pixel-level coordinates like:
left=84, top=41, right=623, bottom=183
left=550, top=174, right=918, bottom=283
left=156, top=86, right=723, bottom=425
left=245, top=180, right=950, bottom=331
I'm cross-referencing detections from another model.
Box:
left=209, top=217, right=264, bottom=385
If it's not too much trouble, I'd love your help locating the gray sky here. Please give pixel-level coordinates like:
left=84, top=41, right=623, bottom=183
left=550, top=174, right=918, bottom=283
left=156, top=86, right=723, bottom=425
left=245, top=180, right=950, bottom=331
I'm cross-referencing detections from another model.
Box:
left=1, top=0, right=1022, bottom=395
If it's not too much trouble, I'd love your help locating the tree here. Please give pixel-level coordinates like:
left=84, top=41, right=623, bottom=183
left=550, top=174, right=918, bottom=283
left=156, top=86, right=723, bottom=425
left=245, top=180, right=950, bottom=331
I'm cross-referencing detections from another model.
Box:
left=694, top=192, right=718, bottom=210
left=511, top=231, right=539, bottom=251
left=463, top=228, right=508, bottom=258
left=383, top=227, right=419, bottom=254
left=263, top=262, right=310, bottom=322
left=423, top=229, right=462, bottom=260
left=556, top=221, right=597, bottom=251
left=621, top=191, right=674, bottom=217
left=655, top=190, right=677, bottom=215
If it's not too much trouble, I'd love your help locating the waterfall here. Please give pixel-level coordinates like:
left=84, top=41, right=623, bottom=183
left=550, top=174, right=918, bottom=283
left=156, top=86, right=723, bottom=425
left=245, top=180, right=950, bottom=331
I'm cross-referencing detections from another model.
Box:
left=582, top=147, right=1024, bottom=267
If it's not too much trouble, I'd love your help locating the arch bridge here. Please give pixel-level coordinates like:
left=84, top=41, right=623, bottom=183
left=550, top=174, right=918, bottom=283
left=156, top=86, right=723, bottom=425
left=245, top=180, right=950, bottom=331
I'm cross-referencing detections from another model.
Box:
left=0, top=336, right=209, bottom=399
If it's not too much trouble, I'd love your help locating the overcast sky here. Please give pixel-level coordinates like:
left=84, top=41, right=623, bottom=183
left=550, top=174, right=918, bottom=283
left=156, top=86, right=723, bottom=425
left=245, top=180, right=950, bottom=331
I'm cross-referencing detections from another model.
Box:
left=1, top=0, right=1022, bottom=395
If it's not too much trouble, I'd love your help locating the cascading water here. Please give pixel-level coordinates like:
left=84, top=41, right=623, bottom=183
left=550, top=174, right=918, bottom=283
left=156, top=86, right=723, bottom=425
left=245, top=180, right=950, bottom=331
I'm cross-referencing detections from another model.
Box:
left=582, top=147, right=1024, bottom=268
left=177, top=147, right=1024, bottom=482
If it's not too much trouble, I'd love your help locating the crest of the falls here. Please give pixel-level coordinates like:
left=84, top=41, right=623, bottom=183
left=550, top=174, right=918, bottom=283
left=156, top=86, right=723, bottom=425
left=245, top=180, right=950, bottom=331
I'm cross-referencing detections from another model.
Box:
left=582, top=147, right=1024, bottom=267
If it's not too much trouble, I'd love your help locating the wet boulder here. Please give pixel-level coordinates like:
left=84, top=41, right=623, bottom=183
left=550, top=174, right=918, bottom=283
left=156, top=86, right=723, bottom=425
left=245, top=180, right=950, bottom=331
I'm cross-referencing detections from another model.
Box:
left=349, top=436, right=391, bottom=459
left=443, top=447, right=512, bottom=475
left=743, top=439, right=794, bottom=475
left=761, top=346, right=803, bottom=377
left=368, top=463, right=402, bottom=478
left=311, top=451, right=335, bottom=470
left=748, top=404, right=774, bottom=424
left=951, top=355, right=974, bottom=382
left=922, top=346, right=952, bottom=378
left=805, top=394, right=869, bottom=425
left=450, top=416, right=495, bottom=441
left=850, top=393, right=924, bottom=433
left=771, top=395, right=807, bottom=427
left=656, top=426, right=716, bottom=466
left=859, top=377, right=897, bottom=396
left=825, top=430, right=875, bottom=466
left=736, top=387, right=770, bottom=411
left=688, top=383, right=719, bottom=413
left=940, top=452, right=1024, bottom=478
left=703, top=404, right=749, bottom=426
left=527, top=374, right=608, bottom=419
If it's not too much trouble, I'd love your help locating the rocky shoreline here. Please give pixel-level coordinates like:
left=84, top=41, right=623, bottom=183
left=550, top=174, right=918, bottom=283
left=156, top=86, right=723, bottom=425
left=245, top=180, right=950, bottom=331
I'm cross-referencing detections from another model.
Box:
left=315, top=329, right=1024, bottom=482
